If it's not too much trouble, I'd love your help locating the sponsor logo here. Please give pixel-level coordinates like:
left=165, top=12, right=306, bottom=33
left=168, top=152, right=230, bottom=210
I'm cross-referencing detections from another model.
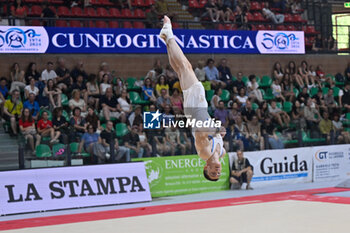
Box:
left=0, top=26, right=49, bottom=53
left=143, top=160, right=163, bottom=187
left=143, top=110, right=162, bottom=129
left=260, top=154, right=308, bottom=175
left=315, top=150, right=328, bottom=162
left=256, top=30, right=305, bottom=54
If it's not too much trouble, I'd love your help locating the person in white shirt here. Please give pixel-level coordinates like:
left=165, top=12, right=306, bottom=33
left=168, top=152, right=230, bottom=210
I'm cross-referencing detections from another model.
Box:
left=41, top=62, right=57, bottom=83
left=247, top=75, right=263, bottom=103
left=262, top=8, right=284, bottom=24
left=24, top=77, right=39, bottom=99
left=272, top=79, right=285, bottom=102
left=194, top=60, right=206, bottom=82
left=332, top=114, right=350, bottom=143
left=268, top=100, right=290, bottom=127
left=118, top=90, right=132, bottom=114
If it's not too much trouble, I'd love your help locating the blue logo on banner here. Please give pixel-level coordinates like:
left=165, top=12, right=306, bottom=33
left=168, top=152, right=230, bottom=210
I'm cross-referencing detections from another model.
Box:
left=261, top=32, right=298, bottom=50
left=0, top=28, right=41, bottom=48
left=143, top=110, right=162, bottom=129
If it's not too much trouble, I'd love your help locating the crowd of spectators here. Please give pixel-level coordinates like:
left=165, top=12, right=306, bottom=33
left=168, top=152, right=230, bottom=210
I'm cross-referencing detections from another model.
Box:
left=0, top=57, right=350, bottom=164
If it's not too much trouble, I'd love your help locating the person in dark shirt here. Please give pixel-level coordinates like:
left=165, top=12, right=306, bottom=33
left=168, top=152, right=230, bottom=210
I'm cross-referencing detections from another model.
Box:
left=0, top=78, right=9, bottom=116
left=55, top=58, right=72, bottom=93
left=70, top=61, right=88, bottom=84
left=297, top=87, right=310, bottom=105
left=52, top=107, right=69, bottom=143
left=217, top=58, right=233, bottom=90
left=345, top=63, right=350, bottom=82
left=261, top=117, right=284, bottom=149
left=232, top=71, right=245, bottom=95
left=41, top=2, right=57, bottom=27
left=342, top=82, right=350, bottom=112
left=100, top=121, right=131, bottom=162
left=69, top=107, right=87, bottom=142
left=123, top=125, right=144, bottom=158
left=25, top=63, right=41, bottom=85
left=100, top=87, right=125, bottom=122
left=241, top=100, right=256, bottom=122
left=230, top=150, right=253, bottom=190
left=71, top=75, right=88, bottom=103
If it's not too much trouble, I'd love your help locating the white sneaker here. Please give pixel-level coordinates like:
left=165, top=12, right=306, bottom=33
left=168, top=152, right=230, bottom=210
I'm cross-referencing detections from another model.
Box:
left=159, top=16, right=174, bottom=44
left=105, top=153, right=111, bottom=160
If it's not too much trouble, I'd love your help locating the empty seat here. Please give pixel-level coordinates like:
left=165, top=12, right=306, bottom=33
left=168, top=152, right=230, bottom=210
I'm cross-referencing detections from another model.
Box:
left=132, top=0, right=144, bottom=7
left=144, top=0, right=155, bottom=6
left=99, top=0, right=113, bottom=5
left=56, top=20, right=68, bottom=27
left=276, top=25, right=286, bottom=30
left=96, top=20, right=107, bottom=28
left=256, top=24, right=265, bottom=30
left=133, top=21, right=145, bottom=29
left=284, top=14, right=293, bottom=22
left=29, top=5, right=42, bottom=16
left=172, top=22, right=180, bottom=29
left=109, top=8, right=121, bottom=17
left=49, top=6, right=56, bottom=14
left=286, top=25, right=296, bottom=31
left=97, top=7, right=110, bottom=17
left=51, top=0, right=64, bottom=4
left=57, top=6, right=71, bottom=17
left=70, top=20, right=82, bottom=27
left=250, top=2, right=262, bottom=11
left=71, top=7, right=83, bottom=17
left=121, top=8, right=132, bottom=18
left=84, top=7, right=97, bottom=17
left=134, top=9, right=145, bottom=18
left=108, top=21, right=119, bottom=28
left=123, top=21, right=133, bottom=28
left=188, top=0, right=199, bottom=8
left=31, top=19, right=41, bottom=26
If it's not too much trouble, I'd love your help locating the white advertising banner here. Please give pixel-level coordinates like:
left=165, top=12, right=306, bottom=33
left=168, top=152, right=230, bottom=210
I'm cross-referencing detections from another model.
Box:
left=312, top=144, right=350, bottom=182
left=0, top=163, right=151, bottom=215
left=229, top=147, right=313, bottom=188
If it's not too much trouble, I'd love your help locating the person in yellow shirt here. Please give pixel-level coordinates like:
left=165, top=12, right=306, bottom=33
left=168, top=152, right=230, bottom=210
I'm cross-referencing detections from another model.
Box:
left=4, top=90, right=23, bottom=136
left=319, top=111, right=334, bottom=144
left=155, top=74, right=169, bottom=96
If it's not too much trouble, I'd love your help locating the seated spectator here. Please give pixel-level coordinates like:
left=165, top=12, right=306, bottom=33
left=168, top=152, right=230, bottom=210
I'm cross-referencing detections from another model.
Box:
left=298, top=61, right=314, bottom=88
left=41, top=62, right=57, bottom=84
left=332, top=114, right=350, bottom=144
left=247, top=115, right=264, bottom=150
left=297, top=87, right=310, bottom=105
left=85, top=106, right=101, bottom=134
left=69, top=89, right=87, bottom=117
left=79, top=125, right=102, bottom=161
left=179, top=129, right=192, bottom=154
left=25, top=63, right=41, bottom=84
left=241, top=100, right=256, bottom=123
left=123, top=125, right=144, bottom=158
left=70, top=107, right=87, bottom=142
left=312, top=34, right=323, bottom=52
left=0, top=78, right=8, bottom=119
left=232, top=72, right=245, bottom=95
left=316, top=65, right=334, bottom=87
left=43, top=79, right=61, bottom=109
left=273, top=62, right=284, bottom=83
left=204, top=0, right=219, bottom=22
left=228, top=102, right=241, bottom=124
left=100, top=88, right=126, bottom=122
left=71, top=75, right=88, bottom=104
left=114, top=78, right=126, bottom=97
left=98, top=62, right=112, bottom=83
left=211, top=88, right=222, bottom=112
left=291, top=0, right=302, bottom=14
left=324, top=35, right=336, bottom=52
left=216, top=0, right=226, bottom=22
left=271, top=78, right=285, bottom=102
left=70, top=61, right=88, bottom=83
left=313, top=89, right=327, bottom=112
left=9, top=63, right=25, bottom=94
left=281, top=75, right=295, bottom=102
left=55, top=58, right=72, bottom=92
left=155, top=74, right=169, bottom=97
left=128, top=105, right=143, bottom=127
left=319, top=111, right=334, bottom=144
left=118, top=90, right=132, bottom=115
left=155, top=0, right=176, bottom=19
left=218, top=58, right=233, bottom=89
left=146, top=4, right=161, bottom=29
left=222, top=0, right=235, bottom=23
left=204, top=58, right=223, bottom=89
left=341, top=82, right=350, bottom=112
left=24, top=78, right=39, bottom=99
left=261, top=117, right=284, bottom=149
left=11, top=0, right=26, bottom=26
left=4, top=90, right=23, bottom=136
left=195, top=60, right=206, bottom=82
left=162, top=104, right=174, bottom=126
left=157, top=88, right=171, bottom=111
left=323, top=89, right=337, bottom=113
left=304, top=98, right=321, bottom=138
left=100, top=121, right=131, bottom=162
left=230, top=150, right=253, bottom=190
left=19, top=108, right=41, bottom=155
left=234, top=5, right=249, bottom=30
left=86, top=74, right=100, bottom=109
left=236, top=87, right=248, bottom=106
left=146, top=59, right=164, bottom=82
left=41, top=1, right=57, bottom=27
left=52, top=107, right=69, bottom=144
left=344, top=63, right=350, bottom=82
left=23, top=93, right=39, bottom=121
left=100, top=74, right=112, bottom=95
left=287, top=61, right=304, bottom=88
left=268, top=100, right=290, bottom=127
left=215, top=100, right=229, bottom=127
left=37, top=111, right=61, bottom=144
left=292, top=100, right=306, bottom=129
left=247, top=75, right=263, bottom=103
left=142, top=78, right=157, bottom=102
left=233, top=116, right=250, bottom=150
left=262, top=8, right=284, bottom=24
left=165, top=126, right=185, bottom=155
left=170, top=88, right=183, bottom=112
left=256, top=101, right=269, bottom=122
